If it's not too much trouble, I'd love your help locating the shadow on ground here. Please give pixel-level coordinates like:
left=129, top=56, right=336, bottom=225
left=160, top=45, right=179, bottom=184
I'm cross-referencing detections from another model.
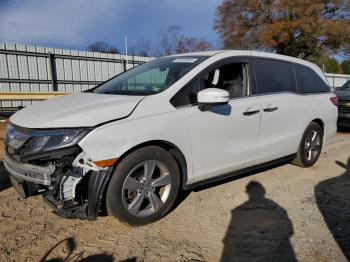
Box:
left=40, top=237, right=137, bottom=262
left=221, top=181, right=296, bottom=262
left=0, top=161, right=11, bottom=192
left=315, top=157, right=350, bottom=260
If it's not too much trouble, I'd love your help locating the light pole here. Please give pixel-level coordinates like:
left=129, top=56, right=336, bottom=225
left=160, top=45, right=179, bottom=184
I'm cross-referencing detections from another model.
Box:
left=125, top=35, right=128, bottom=68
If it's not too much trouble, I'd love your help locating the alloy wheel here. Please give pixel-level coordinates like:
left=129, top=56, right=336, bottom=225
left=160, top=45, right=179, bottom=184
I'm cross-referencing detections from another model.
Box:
left=121, top=160, right=172, bottom=217
left=304, top=130, right=321, bottom=162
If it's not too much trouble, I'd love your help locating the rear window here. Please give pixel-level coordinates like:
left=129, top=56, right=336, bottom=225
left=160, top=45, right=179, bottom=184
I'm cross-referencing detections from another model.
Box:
left=294, top=64, right=330, bottom=94
left=253, top=59, right=296, bottom=95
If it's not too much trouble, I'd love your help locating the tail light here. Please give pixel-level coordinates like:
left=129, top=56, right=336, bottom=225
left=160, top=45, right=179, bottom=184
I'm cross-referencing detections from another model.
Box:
left=330, top=96, right=338, bottom=106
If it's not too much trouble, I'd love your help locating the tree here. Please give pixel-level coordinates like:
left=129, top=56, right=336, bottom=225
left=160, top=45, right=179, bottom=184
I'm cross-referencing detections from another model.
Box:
left=129, top=39, right=151, bottom=57
left=157, top=25, right=184, bottom=56
left=86, top=41, right=119, bottom=54
left=341, top=60, right=350, bottom=74
left=176, top=37, right=212, bottom=54
left=214, top=0, right=350, bottom=61
left=323, top=57, right=341, bottom=73
left=157, top=25, right=213, bottom=56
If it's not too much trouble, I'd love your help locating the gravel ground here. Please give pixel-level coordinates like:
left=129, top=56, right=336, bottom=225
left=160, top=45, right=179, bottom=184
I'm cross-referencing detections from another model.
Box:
left=0, top=121, right=349, bottom=262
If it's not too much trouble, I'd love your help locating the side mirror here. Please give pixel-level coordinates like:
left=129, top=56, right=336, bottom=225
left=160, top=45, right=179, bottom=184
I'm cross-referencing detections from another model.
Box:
left=197, top=88, right=229, bottom=108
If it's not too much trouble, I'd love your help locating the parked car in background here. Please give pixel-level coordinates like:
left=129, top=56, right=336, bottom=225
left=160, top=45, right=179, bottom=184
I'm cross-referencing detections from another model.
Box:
left=4, top=50, right=338, bottom=225
left=335, top=80, right=350, bottom=127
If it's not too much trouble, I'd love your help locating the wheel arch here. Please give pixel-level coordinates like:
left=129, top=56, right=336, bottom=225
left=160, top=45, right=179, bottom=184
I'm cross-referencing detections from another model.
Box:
left=309, top=118, right=326, bottom=144
left=114, top=140, right=189, bottom=190
left=295, top=117, right=325, bottom=153
left=310, top=118, right=325, bottom=132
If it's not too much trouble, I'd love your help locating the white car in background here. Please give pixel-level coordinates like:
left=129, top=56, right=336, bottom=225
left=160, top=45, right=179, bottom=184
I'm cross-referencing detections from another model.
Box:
left=4, top=50, right=337, bottom=225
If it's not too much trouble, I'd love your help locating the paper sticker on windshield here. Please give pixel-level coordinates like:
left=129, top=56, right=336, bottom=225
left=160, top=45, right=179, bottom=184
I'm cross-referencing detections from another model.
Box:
left=172, top=58, right=198, bottom=63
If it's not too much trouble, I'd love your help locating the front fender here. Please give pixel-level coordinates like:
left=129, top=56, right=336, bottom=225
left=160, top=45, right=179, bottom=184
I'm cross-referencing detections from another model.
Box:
left=78, top=110, right=194, bottom=183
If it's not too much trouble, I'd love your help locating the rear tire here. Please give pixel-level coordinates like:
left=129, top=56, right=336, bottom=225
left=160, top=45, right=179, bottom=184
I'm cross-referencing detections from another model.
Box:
left=292, top=122, right=323, bottom=168
left=106, top=146, right=180, bottom=225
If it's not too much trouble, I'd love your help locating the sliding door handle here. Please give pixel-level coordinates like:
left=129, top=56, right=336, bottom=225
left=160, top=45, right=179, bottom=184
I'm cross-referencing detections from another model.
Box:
left=263, top=107, right=278, bottom=112
left=243, top=109, right=260, bottom=116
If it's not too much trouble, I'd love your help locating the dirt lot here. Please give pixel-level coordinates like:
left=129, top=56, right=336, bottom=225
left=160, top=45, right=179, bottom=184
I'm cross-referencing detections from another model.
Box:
left=0, top=121, right=349, bottom=262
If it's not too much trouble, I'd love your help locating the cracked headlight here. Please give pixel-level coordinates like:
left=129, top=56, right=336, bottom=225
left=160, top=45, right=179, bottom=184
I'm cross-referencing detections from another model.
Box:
left=23, top=128, right=90, bottom=155
left=5, top=123, right=31, bottom=150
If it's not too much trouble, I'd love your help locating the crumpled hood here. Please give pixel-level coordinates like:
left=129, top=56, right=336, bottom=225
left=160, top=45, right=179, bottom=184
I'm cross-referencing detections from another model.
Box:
left=335, top=90, right=350, bottom=101
left=10, top=93, right=144, bottom=128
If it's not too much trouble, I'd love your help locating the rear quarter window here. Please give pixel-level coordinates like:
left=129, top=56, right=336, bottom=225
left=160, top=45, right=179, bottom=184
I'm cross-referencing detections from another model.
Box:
left=294, top=64, right=330, bottom=94
left=253, top=58, right=296, bottom=95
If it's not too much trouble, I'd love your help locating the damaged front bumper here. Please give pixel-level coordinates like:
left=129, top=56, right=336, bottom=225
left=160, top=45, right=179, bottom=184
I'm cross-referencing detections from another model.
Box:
left=4, top=151, right=54, bottom=186
left=4, top=148, right=113, bottom=220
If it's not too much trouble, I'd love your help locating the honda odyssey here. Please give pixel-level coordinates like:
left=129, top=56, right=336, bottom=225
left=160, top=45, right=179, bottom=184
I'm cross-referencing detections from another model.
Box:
left=4, top=50, right=338, bottom=225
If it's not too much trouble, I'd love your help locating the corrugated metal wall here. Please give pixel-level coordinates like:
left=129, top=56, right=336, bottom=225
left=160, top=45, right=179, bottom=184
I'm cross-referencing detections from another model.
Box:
left=1, top=42, right=348, bottom=108
left=0, top=43, right=152, bottom=107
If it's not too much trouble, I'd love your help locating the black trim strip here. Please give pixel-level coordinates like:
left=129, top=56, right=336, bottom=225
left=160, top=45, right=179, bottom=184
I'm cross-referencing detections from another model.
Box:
left=184, top=154, right=296, bottom=190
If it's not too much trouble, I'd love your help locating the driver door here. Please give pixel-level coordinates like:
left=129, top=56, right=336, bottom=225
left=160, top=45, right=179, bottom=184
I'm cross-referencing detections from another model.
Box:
left=186, top=58, right=261, bottom=182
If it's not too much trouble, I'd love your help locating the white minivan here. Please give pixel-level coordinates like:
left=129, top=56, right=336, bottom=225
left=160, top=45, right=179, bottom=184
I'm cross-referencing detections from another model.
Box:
left=4, top=50, right=338, bottom=225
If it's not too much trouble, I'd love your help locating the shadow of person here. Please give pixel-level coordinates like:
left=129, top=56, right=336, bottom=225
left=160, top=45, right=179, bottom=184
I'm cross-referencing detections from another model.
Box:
left=315, top=158, right=350, bottom=260
left=221, top=181, right=296, bottom=262
left=0, top=161, right=11, bottom=192
left=78, top=253, right=115, bottom=262
left=40, top=237, right=116, bottom=262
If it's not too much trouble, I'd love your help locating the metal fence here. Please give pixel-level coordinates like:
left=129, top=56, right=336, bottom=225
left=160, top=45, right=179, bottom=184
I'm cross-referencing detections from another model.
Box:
left=326, top=73, right=350, bottom=89
left=0, top=43, right=152, bottom=108
left=1, top=42, right=349, bottom=109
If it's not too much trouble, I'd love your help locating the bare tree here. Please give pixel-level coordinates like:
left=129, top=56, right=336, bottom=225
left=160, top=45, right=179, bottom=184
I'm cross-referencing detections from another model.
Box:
left=86, top=41, right=119, bottom=54
left=129, top=39, right=151, bottom=56
left=157, top=25, right=184, bottom=56
left=156, top=25, right=213, bottom=56
left=176, top=37, right=213, bottom=54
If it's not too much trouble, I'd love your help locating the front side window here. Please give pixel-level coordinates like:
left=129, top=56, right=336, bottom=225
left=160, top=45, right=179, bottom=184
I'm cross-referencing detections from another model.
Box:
left=171, top=61, right=250, bottom=107
left=295, top=64, right=330, bottom=94
left=93, top=56, right=208, bottom=96
left=254, top=59, right=296, bottom=94
left=203, top=62, right=249, bottom=99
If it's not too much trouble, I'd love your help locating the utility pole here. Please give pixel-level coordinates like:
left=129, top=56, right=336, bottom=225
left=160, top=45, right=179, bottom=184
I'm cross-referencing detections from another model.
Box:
left=125, top=35, right=128, bottom=68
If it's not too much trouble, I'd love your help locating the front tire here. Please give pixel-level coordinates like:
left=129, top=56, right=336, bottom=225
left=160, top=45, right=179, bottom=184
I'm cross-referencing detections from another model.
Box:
left=292, top=122, right=323, bottom=168
left=106, top=146, right=180, bottom=225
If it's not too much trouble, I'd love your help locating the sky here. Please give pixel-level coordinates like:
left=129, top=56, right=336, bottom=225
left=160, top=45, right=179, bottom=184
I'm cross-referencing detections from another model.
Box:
left=0, top=0, right=222, bottom=54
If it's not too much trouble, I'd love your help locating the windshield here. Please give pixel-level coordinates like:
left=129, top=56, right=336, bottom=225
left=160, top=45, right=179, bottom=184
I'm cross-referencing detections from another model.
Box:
left=93, top=56, right=208, bottom=95
left=340, top=80, right=350, bottom=91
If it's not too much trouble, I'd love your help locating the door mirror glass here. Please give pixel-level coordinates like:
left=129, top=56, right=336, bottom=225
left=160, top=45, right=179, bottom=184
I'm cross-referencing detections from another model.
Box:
left=197, top=88, right=229, bottom=106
